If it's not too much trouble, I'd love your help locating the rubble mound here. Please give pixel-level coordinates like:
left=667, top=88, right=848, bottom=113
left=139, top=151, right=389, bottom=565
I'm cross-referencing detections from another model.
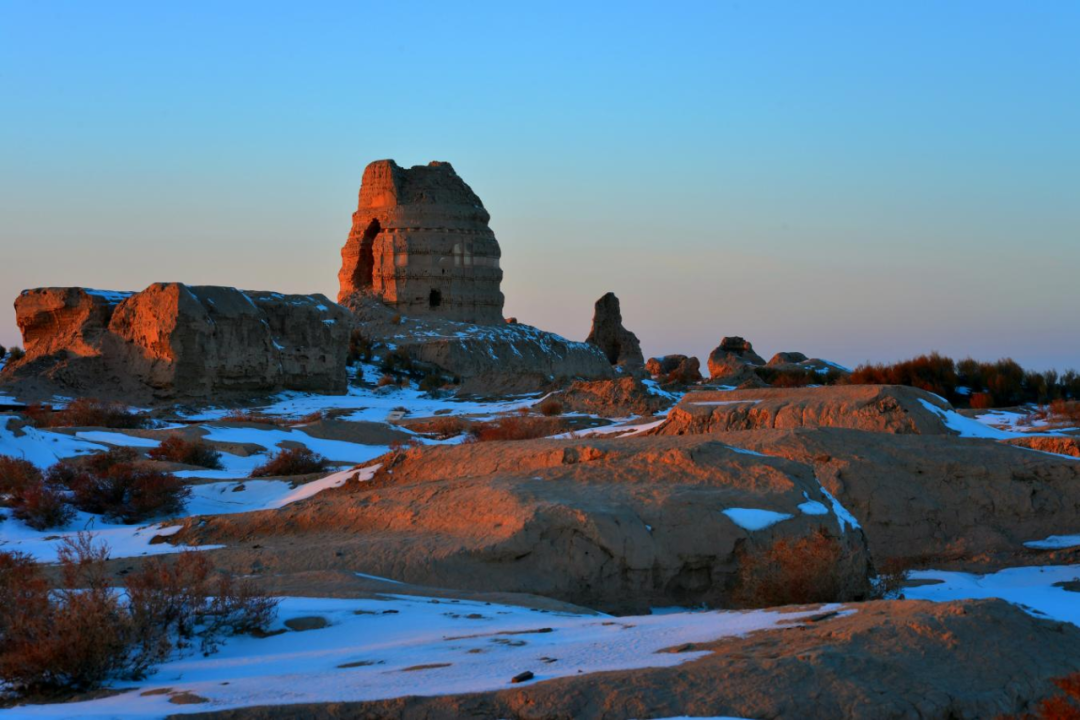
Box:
left=654, top=385, right=953, bottom=436
left=338, top=160, right=504, bottom=324
left=646, top=354, right=703, bottom=384
left=552, top=376, right=669, bottom=417
left=174, top=436, right=873, bottom=614
left=1, top=284, right=350, bottom=401
left=585, top=292, right=644, bottom=370
left=343, top=293, right=613, bottom=394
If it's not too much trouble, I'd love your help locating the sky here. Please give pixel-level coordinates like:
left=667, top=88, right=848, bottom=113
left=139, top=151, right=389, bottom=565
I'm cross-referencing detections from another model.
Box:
left=1, top=1, right=1078, bottom=371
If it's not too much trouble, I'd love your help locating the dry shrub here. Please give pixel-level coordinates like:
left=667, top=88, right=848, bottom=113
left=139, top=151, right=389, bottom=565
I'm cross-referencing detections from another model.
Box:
left=148, top=436, right=223, bottom=469
left=410, top=416, right=467, bottom=439
left=65, top=460, right=190, bottom=524
left=731, top=528, right=867, bottom=608
left=1049, top=400, right=1080, bottom=424
left=5, top=347, right=24, bottom=363
left=0, top=455, right=42, bottom=499
left=467, top=415, right=567, bottom=442
left=969, top=392, right=995, bottom=410
left=250, top=446, right=328, bottom=477
left=25, top=398, right=148, bottom=429
left=10, top=481, right=73, bottom=530
left=537, top=398, right=564, bottom=416
left=377, top=373, right=398, bottom=388
left=0, top=534, right=277, bottom=698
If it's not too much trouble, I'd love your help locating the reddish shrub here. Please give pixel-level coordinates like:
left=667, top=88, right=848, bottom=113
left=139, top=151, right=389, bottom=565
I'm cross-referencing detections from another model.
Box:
left=250, top=447, right=328, bottom=477
left=148, top=436, right=223, bottom=469
left=409, top=416, right=467, bottom=439
left=10, top=481, right=73, bottom=530
left=969, top=392, right=995, bottom=410
left=0, top=456, right=43, bottom=501
left=0, top=534, right=277, bottom=698
left=1049, top=400, right=1080, bottom=424
left=467, top=416, right=567, bottom=442
left=731, top=528, right=868, bottom=608
left=25, top=398, right=148, bottom=429
left=537, top=398, right=564, bottom=416
left=70, top=464, right=190, bottom=523
left=377, top=373, right=398, bottom=388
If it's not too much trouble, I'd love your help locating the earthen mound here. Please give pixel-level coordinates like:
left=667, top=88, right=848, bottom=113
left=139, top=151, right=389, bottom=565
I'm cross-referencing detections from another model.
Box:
left=654, top=385, right=953, bottom=436
left=706, top=427, right=1080, bottom=564
left=173, top=436, right=872, bottom=613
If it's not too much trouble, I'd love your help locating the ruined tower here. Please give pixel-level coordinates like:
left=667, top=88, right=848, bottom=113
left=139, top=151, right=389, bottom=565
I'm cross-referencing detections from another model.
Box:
left=338, top=160, right=505, bottom=324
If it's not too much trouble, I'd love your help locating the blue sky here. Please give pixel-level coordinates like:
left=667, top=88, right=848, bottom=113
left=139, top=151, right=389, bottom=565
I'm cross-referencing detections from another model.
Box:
left=2, top=1, right=1078, bottom=369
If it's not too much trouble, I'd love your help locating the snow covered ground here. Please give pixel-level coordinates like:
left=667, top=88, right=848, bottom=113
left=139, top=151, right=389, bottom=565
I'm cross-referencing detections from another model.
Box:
left=906, top=564, right=1080, bottom=626
left=0, top=416, right=106, bottom=468
left=1, top=596, right=839, bottom=719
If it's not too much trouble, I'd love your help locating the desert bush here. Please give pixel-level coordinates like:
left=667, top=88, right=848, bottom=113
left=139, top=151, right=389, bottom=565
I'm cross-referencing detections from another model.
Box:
left=846, top=353, right=1080, bottom=409
left=25, top=398, right=148, bottom=430
left=347, top=330, right=373, bottom=365
left=418, top=373, right=444, bottom=394
left=83, top=446, right=140, bottom=475
left=730, top=528, right=868, bottom=608
left=409, top=416, right=467, bottom=439
left=5, top=347, right=23, bottom=363
left=379, top=349, right=415, bottom=377
left=10, top=480, right=73, bottom=530
left=221, top=409, right=285, bottom=426
left=0, top=535, right=277, bottom=698
left=250, top=446, right=328, bottom=477
left=377, top=373, right=398, bottom=388
left=1049, top=399, right=1080, bottom=425
left=148, top=436, right=223, bottom=469
left=467, top=415, right=567, bottom=442
left=0, top=455, right=43, bottom=501
left=537, top=397, right=564, bottom=416
left=69, top=463, right=190, bottom=523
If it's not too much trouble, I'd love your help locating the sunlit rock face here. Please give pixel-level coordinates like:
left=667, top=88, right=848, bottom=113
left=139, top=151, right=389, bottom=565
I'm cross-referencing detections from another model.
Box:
left=338, top=160, right=505, bottom=324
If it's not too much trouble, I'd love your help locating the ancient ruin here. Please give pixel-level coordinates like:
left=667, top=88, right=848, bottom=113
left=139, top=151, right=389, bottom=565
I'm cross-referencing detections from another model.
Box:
left=338, top=160, right=505, bottom=324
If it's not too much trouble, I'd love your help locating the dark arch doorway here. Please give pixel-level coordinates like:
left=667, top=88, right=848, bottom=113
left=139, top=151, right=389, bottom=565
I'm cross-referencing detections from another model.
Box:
left=354, top=219, right=380, bottom=289
left=429, top=288, right=442, bottom=309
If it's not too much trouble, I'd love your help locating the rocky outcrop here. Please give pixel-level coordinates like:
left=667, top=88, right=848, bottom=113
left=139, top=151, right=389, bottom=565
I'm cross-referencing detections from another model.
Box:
left=344, top=293, right=614, bottom=394
left=654, top=385, right=954, bottom=436
left=710, top=427, right=1080, bottom=564
left=768, top=351, right=808, bottom=365
left=259, top=600, right=1080, bottom=720
left=707, top=336, right=766, bottom=381
left=585, top=292, right=644, bottom=370
left=175, top=436, right=873, bottom=614
left=1, top=284, right=350, bottom=401
left=552, top=376, right=670, bottom=418
left=646, top=354, right=703, bottom=384
left=338, top=160, right=504, bottom=324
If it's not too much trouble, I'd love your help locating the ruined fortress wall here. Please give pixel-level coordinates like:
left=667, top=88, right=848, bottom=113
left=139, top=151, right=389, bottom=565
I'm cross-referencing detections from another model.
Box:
left=338, top=160, right=505, bottom=325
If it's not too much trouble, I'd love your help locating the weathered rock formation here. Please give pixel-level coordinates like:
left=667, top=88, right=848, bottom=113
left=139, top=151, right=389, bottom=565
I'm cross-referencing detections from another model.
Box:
left=344, top=294, right=613, bottom=394
left=338, top=160, right=504, bottom=324
left=768, top=351, right=808, bottom=365
left=174, top=436, right=873, bottom=614
left=654, top=385, right=954, bottom=436
left=646, top=354, right=703, bottom=384
left=709, top=428, right=1080, bottom=564
left=1, top=284, right=350, bottom=401
left=1004, top=435, right=1080, bottom=459
left=707, top=336, right=766, bottom=381
left=268, top=600, right=1080, bottom=720
left=585, top=292, right=644, bottom=370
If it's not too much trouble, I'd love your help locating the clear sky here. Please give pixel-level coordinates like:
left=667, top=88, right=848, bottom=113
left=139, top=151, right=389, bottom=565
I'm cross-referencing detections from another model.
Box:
left=2, top=1, right=1078, bottom=370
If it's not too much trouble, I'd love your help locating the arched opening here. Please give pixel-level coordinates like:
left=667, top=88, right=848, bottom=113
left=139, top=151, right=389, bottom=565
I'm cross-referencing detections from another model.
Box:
left=428, top=288, right=442, bottom=309
left=354, top=219, right=380, bottom=289
left=605, top=340, right=621, bottom=365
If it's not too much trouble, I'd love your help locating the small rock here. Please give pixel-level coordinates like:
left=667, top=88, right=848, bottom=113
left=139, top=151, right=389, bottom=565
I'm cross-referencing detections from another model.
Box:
left=510, top=671, right=535, bottom=684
